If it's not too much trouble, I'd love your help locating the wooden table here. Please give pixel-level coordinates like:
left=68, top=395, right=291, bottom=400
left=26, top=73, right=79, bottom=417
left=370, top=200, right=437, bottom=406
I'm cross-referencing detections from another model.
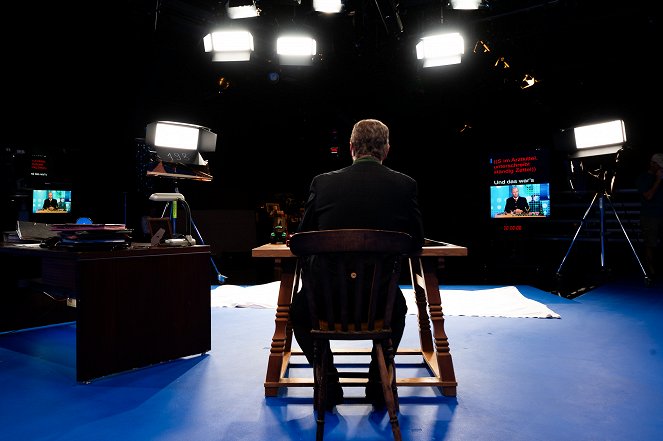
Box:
left=0, top=243, right=212, bottom=382
left=252, top=241, right=468, bottom=397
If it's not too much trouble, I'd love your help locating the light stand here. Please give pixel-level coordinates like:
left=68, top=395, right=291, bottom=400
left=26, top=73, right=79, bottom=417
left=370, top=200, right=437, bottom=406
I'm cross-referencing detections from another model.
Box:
left=555, top=186, right=650, bottom=286
left=144, top=120, right=226, bottom=284
left=556, top=124, right=651, bottom=290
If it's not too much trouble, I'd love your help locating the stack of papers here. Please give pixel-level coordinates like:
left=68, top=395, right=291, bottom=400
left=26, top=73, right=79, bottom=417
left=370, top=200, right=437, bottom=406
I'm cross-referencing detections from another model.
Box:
left=49, top=224, right=133, bottom=250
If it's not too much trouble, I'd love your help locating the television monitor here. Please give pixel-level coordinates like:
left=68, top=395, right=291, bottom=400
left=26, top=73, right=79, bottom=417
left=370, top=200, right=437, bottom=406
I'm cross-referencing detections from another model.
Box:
left=490, top=183, right=550, bottom=218
left=32, top=189, right=72, bottom=214
left=488, top=148, right=550, bottom=219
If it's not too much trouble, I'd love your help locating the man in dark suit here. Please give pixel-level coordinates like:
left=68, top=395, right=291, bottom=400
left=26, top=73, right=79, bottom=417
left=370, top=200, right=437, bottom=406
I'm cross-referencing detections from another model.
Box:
left=290, top=118, right=425, bottom=409
left=504, top=186, right=530, bottom=214
left=43, top=192, right=59, bottom=210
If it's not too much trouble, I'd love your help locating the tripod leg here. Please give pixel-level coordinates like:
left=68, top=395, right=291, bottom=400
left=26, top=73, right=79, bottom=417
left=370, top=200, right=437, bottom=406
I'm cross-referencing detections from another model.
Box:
left=557, top=193, right=599, bottom=276
left=603, top=193, right=651, bottom=284
left=599, top=195, right=605, bottom=269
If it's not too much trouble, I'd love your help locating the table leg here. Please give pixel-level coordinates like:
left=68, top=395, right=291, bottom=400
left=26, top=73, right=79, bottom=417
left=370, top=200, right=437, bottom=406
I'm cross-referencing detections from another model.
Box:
left=409, top=256, right=457, bottom=397
left=264, top=258, right=297, bottom=397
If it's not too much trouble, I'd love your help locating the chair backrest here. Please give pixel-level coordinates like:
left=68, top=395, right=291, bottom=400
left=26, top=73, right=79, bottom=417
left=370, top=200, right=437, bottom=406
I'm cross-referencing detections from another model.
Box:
left=289, top=229, right=414, bottom=335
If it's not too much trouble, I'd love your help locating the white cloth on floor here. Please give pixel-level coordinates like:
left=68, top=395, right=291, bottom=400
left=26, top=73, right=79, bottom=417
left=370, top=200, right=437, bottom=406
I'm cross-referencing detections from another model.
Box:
left=211, top=282, right=561, bottom=319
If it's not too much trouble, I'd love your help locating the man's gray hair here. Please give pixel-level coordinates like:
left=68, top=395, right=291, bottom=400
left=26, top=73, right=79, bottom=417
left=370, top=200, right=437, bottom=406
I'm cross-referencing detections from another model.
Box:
left=350, top=119, right=389, bottom=160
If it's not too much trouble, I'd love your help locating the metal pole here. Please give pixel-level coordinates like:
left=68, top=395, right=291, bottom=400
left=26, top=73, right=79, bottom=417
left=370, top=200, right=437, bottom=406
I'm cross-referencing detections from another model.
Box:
left=599, top=193, right=605, bottom=269
left=604, top=192, right=651, bottom=284
left=557, top=192, right=599, bottom=276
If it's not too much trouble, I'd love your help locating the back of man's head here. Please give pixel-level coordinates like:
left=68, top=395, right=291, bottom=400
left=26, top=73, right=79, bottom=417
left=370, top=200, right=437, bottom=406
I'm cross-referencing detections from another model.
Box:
left=350, top=119, right=389, bottom=160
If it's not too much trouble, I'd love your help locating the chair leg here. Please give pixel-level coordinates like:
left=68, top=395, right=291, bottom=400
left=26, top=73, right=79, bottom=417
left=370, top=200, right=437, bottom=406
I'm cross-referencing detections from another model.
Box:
left=387, top=339, right=399, bottom=413
left=375, top=342, right=402, bottom=441
left=314, top=342, right=327, bottom=441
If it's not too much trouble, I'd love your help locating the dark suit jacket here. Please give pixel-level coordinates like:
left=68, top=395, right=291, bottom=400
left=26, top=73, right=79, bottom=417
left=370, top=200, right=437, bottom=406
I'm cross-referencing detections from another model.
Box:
left=298, top=158, right=425, bottom=249
left=291, top=158, right=425, bottom=362
left=43, top=198, right=58, bottom=210
left=505, top=196, right=529, bottom=213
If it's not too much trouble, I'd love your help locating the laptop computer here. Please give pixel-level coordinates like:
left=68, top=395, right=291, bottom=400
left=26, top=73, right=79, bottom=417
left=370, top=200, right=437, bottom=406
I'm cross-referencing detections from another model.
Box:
left=16, top=220, right=57, bottom=242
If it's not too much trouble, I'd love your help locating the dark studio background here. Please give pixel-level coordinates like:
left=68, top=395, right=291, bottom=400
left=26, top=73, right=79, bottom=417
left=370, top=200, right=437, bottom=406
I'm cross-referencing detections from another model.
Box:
left=2, top=1, right=661, bottom=289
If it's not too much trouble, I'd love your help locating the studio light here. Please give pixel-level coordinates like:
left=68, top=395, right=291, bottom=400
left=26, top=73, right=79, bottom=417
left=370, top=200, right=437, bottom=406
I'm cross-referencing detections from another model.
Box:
left=217, top=76, right=231, bottom=91
left=572, top=119, right=626, bottom=158
left=557, top=117, right=647, bottom=282
left=473, top=40, right=490, bottom=54
left=227, top=0, right=259, bottom=19
left=521, top=74, right=539, bottom=89
left=313, top=0, right=343, bottom=13
left=494, top=56, right=510, bottom=69
left=416, top=32, right=465, bottom=68
left=145, top=121, right=217, bottom=166
left=203, top=30, right=254, bottom=62
left=277, top=35, right=317, bottom=65
left=448, top=0, right=486, bottom=10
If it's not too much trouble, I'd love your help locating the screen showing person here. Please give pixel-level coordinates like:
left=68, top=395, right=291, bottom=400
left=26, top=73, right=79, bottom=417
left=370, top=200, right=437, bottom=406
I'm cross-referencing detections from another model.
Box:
left=490, top=183, right=550, bottom=217
left=32, top=189, right=72, bottom=214
left=505, top=186, right=529, bottom=214
left=488, top=148, right=550, bottom=218
left=43, top=192, right=58, bottom=210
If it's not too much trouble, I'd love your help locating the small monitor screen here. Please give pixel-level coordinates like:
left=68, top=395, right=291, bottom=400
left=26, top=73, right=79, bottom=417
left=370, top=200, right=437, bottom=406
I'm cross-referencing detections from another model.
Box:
left=490, top=183, right=551, bottom=218
left=32, top=189, right=72, bottom=214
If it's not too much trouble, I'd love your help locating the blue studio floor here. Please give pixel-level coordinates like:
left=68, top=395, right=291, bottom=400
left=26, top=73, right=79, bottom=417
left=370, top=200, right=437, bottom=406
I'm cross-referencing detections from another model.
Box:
left=1, top=279, right=662, bottom=441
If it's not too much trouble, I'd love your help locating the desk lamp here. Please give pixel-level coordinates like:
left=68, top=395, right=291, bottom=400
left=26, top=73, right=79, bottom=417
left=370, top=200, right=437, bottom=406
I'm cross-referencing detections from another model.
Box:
left=149, top=193, right=195, bottom=246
